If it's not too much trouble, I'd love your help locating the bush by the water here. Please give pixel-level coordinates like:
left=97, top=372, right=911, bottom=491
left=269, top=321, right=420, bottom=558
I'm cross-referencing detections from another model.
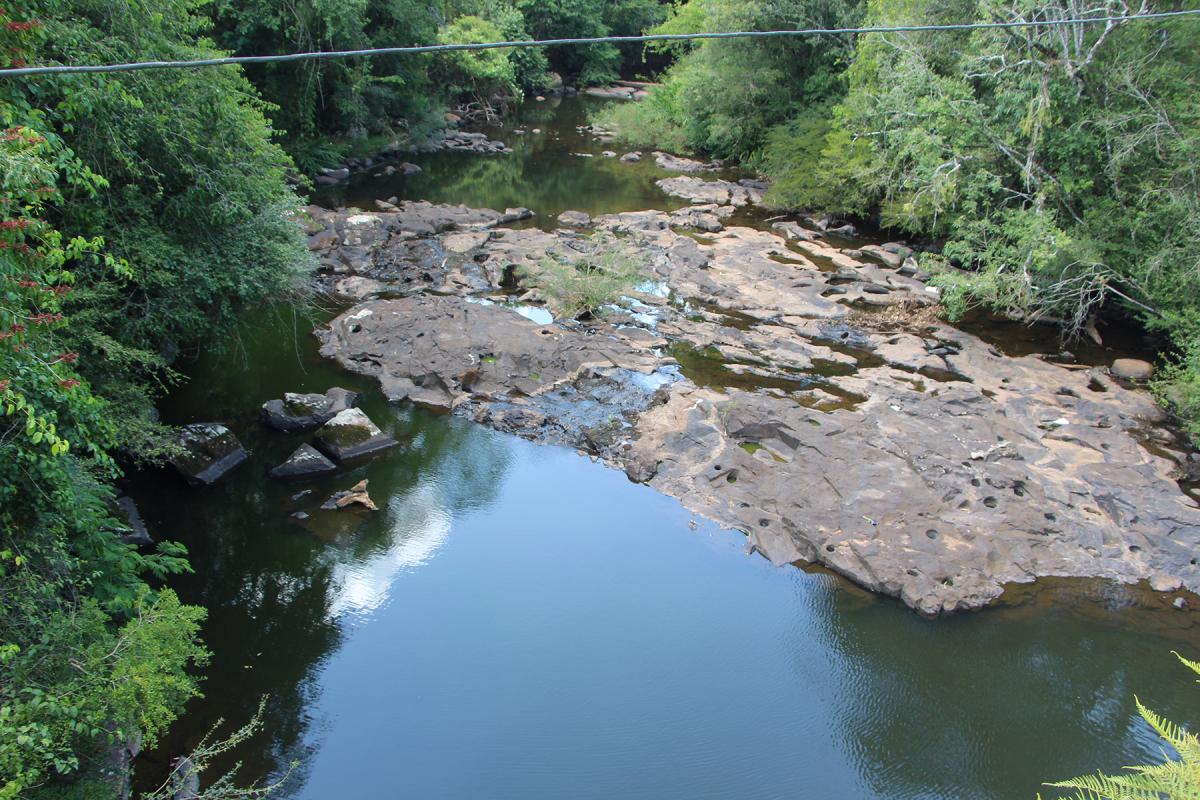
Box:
left=517, top=238, right=644, bottom=320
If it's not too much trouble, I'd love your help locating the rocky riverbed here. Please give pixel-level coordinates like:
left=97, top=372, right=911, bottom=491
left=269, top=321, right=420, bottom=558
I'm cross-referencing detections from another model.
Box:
left=301, top=190, right=1200, bottom=614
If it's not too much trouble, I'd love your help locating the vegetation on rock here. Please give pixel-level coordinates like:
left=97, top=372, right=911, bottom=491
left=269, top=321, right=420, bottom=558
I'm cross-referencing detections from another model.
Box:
left=517, top=238, right=644, bottom=320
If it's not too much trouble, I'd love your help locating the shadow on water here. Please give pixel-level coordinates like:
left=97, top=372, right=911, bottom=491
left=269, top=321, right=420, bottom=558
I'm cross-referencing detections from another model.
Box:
left=133, top=98, right=1200, bottom=800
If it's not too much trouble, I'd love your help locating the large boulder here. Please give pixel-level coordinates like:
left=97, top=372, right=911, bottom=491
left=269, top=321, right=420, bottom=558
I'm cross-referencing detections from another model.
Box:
left=653, top=152, right=720, bottom=173
left=557, top=210, right=592, bottom=229
left=1112, top=358, right=1154, bottom=382
left=170, top=423, right=247, bottom=486
left=269, top=443, right=339, bottom=480
left=261, top=387, right=358, bottom=432
left=656, top=176, right=763, bottom=207
left=313, top=408, right=399, bottom=461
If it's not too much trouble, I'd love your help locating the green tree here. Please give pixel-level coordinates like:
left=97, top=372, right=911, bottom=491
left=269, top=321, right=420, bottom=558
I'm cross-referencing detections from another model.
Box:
left=783, top=0, right=1200, bottom=435
left=434, top=15, right=521, bottom=117
left=516, top=0, right=668, bottom=85
left=1, top=3, right=313, bottom=795
left=22, top=0, right=312, bottom=458
left=598, top=0, right=864, bottom=160
left=209, top=0, right=443, bottom=145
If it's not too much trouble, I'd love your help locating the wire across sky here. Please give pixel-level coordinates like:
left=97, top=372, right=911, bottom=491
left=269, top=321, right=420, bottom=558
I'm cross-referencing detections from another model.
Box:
left=1, top=8, right=1198, bottom=79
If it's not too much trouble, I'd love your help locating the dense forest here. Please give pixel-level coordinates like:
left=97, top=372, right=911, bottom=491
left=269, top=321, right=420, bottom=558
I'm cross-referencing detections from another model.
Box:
left=1, top=0, right=1197, bottom=796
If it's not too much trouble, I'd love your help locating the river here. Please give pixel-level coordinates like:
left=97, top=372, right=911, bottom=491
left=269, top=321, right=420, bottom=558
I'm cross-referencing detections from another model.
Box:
left=130, top=95, right=1200, bottom=799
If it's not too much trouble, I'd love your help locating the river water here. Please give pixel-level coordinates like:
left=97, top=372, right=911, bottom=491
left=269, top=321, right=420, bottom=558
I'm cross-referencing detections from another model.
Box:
left=131, top=96, right=1200, bottom=799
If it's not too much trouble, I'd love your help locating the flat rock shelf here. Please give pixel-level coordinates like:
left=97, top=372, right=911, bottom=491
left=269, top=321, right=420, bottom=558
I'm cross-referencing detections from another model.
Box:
left=309, top=198, right=1200, bottom=614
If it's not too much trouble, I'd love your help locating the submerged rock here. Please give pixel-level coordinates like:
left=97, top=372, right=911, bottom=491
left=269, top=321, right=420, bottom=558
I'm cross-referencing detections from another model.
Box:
left=261, top=387, right=358, bottom=432
left=321, top=479, right=379, bottom=511
left=170, top=423, right=247, bottom=486
left=269, top=443, right=339, bottom=480
left=313, top=408, right=399, bottom=462
left=114, top=495, right=153, bottom=546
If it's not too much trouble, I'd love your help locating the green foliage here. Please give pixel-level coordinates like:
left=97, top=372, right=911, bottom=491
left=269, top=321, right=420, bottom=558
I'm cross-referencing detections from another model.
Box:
left=0, top=2, right=321, bottom=794
left=0, top=102, right=200, bottom=796
left=749, top=0, right=1200, bottom=437
left=516, top=0, right=668, bottom=85
left=209, top=0, right=441, bottom=141
left=446, top=0, right=552, bottom=91
left=435, top=16, right=520, bottom=103
left=1154, top=330, right=1200, bottom=443
left=598, top=0, right=864, bottom=161
left=14, top=0, right=312, bottom=458
left=1042, top=652, right=1200, bottom=799
left=0, top=592, right=208, bottom=800
left=595, top=80, right=691, bottom=153
left=517, top=237, right=644, bottom=319
left=139, top=699, right=296, bottom=800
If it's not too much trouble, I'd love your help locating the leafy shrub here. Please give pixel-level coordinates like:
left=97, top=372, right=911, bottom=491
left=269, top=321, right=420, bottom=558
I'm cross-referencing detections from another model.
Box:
left=435, top=16, right=520, bottom=106
left=596, top=0, right=863, bottom=161
left=517, top=238, right=644, bottom=320
left=1154, top=332, right=1200, bottom=444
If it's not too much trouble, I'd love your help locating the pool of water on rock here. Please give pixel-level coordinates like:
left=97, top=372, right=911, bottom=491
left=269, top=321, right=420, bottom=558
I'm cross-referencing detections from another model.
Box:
left=133, top=97, right=1200, bottom=799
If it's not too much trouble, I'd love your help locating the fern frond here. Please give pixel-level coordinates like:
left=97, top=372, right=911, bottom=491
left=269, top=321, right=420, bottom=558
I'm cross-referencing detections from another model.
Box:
left=1173, top=651, right=1200, bottom=683
left=1136, top=697, right=1200, bottom=764
left=1128, top=759, right=1200, bottom=798
left=1047, top=769, right=1175, bottom=799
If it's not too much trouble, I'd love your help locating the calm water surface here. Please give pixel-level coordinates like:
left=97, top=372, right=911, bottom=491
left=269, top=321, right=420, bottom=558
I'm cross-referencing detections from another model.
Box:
left=132, top=97, right=1200, bottom=799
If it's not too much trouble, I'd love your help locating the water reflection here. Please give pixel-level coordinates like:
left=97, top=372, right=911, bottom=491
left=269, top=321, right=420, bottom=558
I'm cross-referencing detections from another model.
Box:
left=815, top=584, right=1198, bottom=800
left=128, top=310, right=515, bottom=792
left=322, top=96, right=694, bottom=224
left=326, top=482, right=452, bottom=619
left=132, top=99, right=1200, bottom=799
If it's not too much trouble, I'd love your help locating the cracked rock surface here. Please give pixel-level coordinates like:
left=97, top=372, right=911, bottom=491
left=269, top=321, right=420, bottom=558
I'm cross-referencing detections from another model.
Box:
left=306, top=201, right=1200, bottom=613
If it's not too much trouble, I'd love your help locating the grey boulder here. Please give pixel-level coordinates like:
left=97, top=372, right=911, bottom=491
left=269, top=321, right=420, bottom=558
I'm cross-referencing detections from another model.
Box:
left=261, top=387, right=358, bottom=432
left=313, top=408, right=399, bottom=461
left=269, top=443, right=339, bottom=480
left=170, top=423, right=247, bottom=486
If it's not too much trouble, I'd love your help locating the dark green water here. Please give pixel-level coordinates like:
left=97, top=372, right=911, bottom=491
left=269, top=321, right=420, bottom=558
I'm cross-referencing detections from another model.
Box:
left=323, top=95, right=695, bottom=224
left=133, top=97, right=1200, bottom=800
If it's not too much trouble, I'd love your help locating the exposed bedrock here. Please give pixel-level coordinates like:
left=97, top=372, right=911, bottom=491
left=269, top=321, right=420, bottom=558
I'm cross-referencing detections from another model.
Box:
left=308, top=202, right=1200, bottom=613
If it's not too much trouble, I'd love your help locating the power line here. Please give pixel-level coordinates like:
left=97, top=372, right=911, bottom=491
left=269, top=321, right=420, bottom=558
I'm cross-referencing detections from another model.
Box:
left=2, top=9, right=1197, bottom=78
